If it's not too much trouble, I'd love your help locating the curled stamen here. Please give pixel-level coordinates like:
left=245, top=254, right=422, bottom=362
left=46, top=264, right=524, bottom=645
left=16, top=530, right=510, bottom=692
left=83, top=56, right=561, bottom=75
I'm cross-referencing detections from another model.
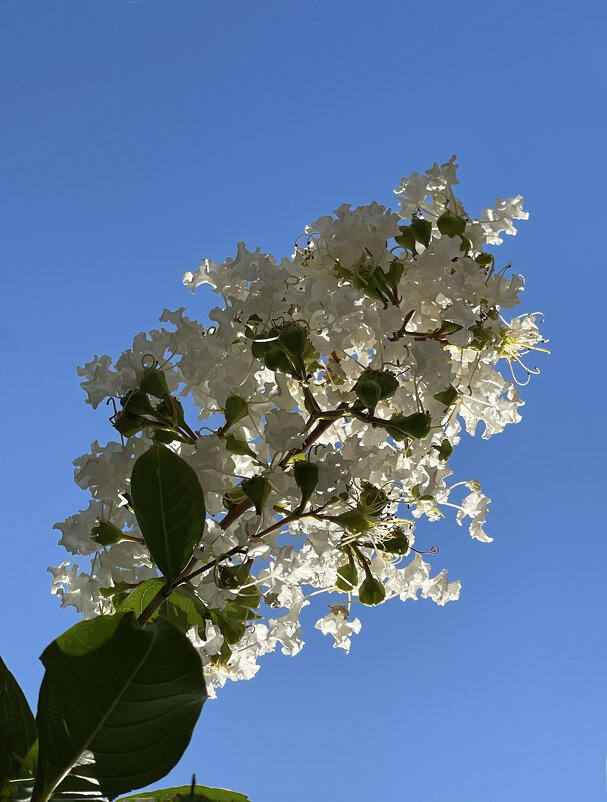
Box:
left=508, top=360, right=531, bottom=386
left=309, top=443, right=328, bottom=457
left=507, top=355, right=541, bottom=387
left=294, top=232, right=320, bottom=256
left=106, top=396, right=119, bottom=418
left=410, top=544, right=439, bottom=555
left=141, top=353, right=157, bottom=369
left=156, top=348, right=177, bottom=371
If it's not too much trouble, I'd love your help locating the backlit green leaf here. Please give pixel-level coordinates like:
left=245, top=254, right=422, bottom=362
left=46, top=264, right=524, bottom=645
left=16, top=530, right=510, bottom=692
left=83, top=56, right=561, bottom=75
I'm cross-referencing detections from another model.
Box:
left=223, top=395, right=249, bottom=429
left=384, top=412, right=432, bottom=441
left=434, top=438, right=453, bottom=462
left=130, top=445, right=206, bottom=583
left=410, top=218, right=432, bottom=247
left=0, top=655, right=38, bottom=787
left=333, top=508, right=374, bottom=533
left=117, top=784, right=250, bottom=802
left=395, top=226, right=417, bottom=252
left=140, top=367, right=170, bottom=399
left=225, top=435, right=256, bottom=458
left=33, top=613, right=206, bottom=802
left=433, top=385, right=458, bottom=407
left=117, top=578, right=166, bottom=620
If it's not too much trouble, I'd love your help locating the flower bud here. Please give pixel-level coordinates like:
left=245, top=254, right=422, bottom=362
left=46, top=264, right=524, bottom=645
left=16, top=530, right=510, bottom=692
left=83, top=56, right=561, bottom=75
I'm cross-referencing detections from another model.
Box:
left=359, top=575, right=386, bottom=606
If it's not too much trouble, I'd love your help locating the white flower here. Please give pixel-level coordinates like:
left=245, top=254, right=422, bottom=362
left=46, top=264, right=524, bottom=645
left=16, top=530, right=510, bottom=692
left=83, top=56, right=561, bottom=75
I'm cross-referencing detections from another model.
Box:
left=315, top=609, right=362, bottom=653
left=53, top=158, right=543, bottom=694
left=456, top=490, right=492, bottom=542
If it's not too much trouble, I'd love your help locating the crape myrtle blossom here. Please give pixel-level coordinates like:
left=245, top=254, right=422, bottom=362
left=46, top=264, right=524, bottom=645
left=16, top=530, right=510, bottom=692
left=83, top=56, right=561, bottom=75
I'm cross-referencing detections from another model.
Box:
left=52, top=158, right=546, bottom=696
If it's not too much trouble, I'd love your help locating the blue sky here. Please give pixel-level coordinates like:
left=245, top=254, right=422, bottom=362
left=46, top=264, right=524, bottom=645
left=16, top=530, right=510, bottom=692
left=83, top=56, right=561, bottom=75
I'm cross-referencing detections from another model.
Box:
left=1, top=1, right=606, bottom=799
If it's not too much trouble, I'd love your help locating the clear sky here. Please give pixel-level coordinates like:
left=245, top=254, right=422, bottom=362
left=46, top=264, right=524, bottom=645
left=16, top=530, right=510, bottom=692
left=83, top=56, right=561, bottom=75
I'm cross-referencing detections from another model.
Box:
left=1, top=1, right=606, bottom=800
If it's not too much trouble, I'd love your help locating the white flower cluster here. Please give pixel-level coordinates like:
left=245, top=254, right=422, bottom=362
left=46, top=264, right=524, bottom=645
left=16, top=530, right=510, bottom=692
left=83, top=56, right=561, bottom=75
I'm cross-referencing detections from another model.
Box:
left=52, top=158, right=546, bottom=696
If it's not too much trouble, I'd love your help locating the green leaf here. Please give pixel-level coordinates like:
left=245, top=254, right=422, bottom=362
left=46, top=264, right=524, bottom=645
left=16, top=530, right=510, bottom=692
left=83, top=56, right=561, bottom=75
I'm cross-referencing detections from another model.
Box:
left=117, top=578, right=167, bottom=620
left=332, top=508, right=374, bottom=533
left=112, top=410, right=145, bottom=438
left=433, top=385, right=458, bottom=407
left=121, top=389, right=155, bottom=417
left=3, top=769, right=104, bottom=802
left=158, top=585, right=209, bottom=634
left=153, top=428, right=180, bottom=444
left=302, top=339, right=320, bottom=373
left=434, top=438, right=453, bottom=462
left=117, top=784, right=250, bottom=802
left=410, top=218, right=432, bottom=248
left=384, top=412, right=432, bottom=441
left=395, top=226, right=417, bottom=252
left=474, top=252, right=494, bottom=268
left=386, top=260, right=404, bottom=286
left=140, top=367, right=170, bottom=399
left=207, top=611, right=245, bottom=646
left=209, top=604, right=248, bottom=645
left=155, top=396, right=185, bottom=428
left=459, top=235, right=471, bottom=253
left=293, top=460, right=319, bottom=508
left=130, top=445, right=206, bottom=583
left=223, top=395, right=249, bottom=429
left=118, top=581, right=209, bottom=635
left=216, top=560, right=252, bottom=590
left=241, top=475, right=270, bottom=515
left=358, top=575, right=386, bottom=606
left=2, top=775, right=35, bottom=802
left=0, top=655, right=38, bottom=786
left=91, top=519, right=128, bottom=547
left=208, top=586, right=261, bottom=646
left=224, top=435, right=256, bottom=459
left=99, top=581, right=133, bottom=608
left=51, top=754, right=103, bottom=800
left=437, top=211, right=466, bottom=237
left=33, top=613, right=206, bottom=802
left=233, top=585, right=262, bottom=615
left=439, top=320, right=463, bottom=335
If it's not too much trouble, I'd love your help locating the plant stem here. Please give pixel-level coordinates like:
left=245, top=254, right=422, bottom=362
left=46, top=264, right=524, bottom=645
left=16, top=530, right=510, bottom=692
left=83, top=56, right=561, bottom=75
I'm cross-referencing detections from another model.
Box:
left=180, top=546, right=247, bottom=584
left=220, top=499, right=253, bottom=531
left=136, top=547, right=247, bottom=626
left=137, top=580, right=174, bottom=626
